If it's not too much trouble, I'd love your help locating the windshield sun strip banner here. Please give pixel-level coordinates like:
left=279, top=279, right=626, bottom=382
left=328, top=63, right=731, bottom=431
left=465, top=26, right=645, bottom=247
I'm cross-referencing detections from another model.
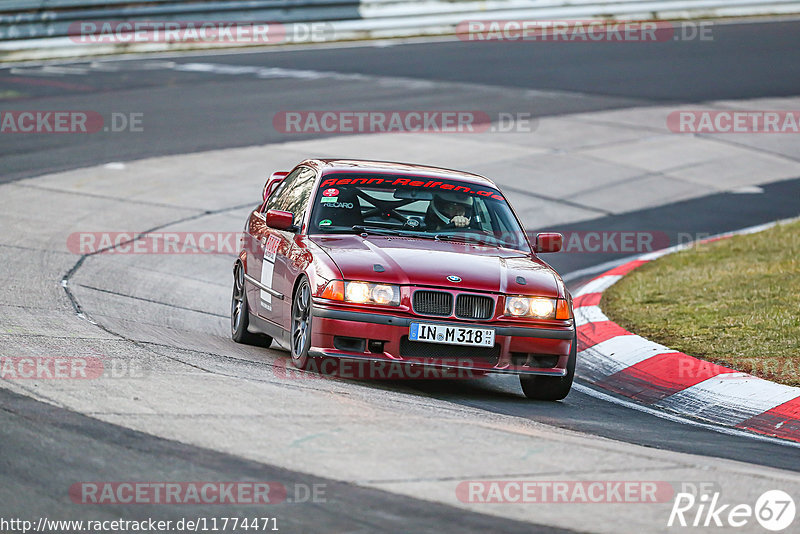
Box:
left=318, top=175, right=505, bottom=201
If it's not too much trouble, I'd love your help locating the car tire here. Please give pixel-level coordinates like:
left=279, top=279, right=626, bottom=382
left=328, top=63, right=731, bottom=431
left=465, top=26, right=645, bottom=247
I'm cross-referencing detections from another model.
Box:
left=519, top=330, right=576, bottom=401
left=231, top=262, right=272, bottom=347
left=290, top=276, right=313, bottom=370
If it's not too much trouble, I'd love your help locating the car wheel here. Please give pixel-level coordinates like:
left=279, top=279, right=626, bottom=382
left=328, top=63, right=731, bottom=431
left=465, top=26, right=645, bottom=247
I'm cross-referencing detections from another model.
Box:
left=291, top=277, right=313, bottom=370
left=231, top=262, right=272, bottom=347
left=519, top=330, right=576, bottom=401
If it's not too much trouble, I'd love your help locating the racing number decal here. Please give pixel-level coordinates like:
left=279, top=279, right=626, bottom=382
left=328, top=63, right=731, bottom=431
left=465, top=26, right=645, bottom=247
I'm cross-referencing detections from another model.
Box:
left=260, top=235, right=281, bottom=311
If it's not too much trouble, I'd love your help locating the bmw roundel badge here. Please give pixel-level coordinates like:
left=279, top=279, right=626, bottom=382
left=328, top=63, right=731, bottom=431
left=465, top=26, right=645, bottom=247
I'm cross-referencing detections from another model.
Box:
left=447, top=275, right=462, bottom=283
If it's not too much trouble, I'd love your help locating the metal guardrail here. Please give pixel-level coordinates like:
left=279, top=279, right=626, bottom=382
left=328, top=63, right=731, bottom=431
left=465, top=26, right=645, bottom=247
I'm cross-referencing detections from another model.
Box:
left=358, top=0, right=800, bottom=21
left=0, top=0, right=798, bottom=60
left=0, top=0, right=362, bottom=40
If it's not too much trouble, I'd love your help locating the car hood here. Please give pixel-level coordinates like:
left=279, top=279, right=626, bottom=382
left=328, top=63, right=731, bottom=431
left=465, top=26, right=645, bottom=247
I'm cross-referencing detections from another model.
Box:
left=310, top=235, right=560, bottom=297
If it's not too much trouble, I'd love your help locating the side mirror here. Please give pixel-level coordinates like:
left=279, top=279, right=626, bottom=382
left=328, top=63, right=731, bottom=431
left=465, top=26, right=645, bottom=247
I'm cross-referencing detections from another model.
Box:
left=534, top=232, right=563, bottom=253
left=263, top=171, right=289, bottom=201
left=265, top=209, right=295, bottom=231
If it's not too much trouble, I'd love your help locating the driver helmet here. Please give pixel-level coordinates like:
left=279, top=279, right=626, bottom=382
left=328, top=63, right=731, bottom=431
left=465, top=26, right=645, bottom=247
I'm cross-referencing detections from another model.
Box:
left=429, top=192, right=473, bottom=226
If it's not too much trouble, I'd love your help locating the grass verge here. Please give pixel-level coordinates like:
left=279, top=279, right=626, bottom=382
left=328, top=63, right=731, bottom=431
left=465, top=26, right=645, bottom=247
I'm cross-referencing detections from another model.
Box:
left=601, top=220, right=800, bottom=387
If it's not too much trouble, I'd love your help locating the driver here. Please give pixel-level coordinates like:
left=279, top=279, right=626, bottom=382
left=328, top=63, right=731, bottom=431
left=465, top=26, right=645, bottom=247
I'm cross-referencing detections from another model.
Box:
left=425, top=192, right=473, bottom=231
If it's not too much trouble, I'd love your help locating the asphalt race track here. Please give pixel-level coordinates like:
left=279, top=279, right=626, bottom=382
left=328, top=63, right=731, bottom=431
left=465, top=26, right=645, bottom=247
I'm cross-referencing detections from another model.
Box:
left=1, top=18, right=800, bottom=533
left=3, top=19, right=800, bottom=183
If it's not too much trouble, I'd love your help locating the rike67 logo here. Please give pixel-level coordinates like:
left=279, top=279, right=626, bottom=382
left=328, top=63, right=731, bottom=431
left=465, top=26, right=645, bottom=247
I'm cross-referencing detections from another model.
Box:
left=668, top=490, right=795, bottom=531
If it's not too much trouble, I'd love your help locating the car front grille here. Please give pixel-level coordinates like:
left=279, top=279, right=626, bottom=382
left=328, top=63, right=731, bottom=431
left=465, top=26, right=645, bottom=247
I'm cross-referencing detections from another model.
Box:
left=455, top=294, right=494, bottom=320
left=412, top=290, right=453, bottom=316
left=400, top=336, right=500, bottom=365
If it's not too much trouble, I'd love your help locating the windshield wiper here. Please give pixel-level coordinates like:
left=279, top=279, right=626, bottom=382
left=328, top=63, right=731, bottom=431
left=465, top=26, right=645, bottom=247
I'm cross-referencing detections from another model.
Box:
left=351, top=225, right=442, bottom=241
left=351, top=225, right=405, bottom=236
left=435, top=233, right=523, bottom=250
left=434, top=232, right=485, bottom=244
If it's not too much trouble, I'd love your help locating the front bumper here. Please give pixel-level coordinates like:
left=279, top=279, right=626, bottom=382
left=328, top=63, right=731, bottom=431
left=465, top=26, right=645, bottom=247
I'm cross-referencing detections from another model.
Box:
left=309, top=305, right=574, bottom=377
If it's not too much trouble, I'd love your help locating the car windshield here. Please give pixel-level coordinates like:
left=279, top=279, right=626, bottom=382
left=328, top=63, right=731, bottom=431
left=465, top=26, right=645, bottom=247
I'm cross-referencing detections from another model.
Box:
left=309, top=173, right=530, bottom=252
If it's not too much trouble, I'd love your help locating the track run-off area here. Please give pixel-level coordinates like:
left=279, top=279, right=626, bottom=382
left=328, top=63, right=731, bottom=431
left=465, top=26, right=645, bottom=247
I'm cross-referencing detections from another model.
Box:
left=1, top=18, right=800, bottom=533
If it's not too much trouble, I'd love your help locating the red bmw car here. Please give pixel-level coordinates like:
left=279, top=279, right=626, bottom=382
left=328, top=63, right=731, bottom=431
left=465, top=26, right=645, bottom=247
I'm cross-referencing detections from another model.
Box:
left=231, top=159, right=576, bottom=400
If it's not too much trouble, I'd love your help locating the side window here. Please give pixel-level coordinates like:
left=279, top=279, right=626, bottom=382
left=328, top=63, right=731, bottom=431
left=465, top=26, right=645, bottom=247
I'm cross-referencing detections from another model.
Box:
left=264, top=167, right=301, bottom=213
left=264, top=167, right=316, bottom=222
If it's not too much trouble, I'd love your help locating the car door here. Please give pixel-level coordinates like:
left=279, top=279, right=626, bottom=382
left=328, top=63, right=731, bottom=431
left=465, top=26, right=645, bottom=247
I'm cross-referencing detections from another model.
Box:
left=246, top=167, right=299, bottom=323
left=255, top=166, right=316, bottom=328
left=242, top=200, right=268, bottom=323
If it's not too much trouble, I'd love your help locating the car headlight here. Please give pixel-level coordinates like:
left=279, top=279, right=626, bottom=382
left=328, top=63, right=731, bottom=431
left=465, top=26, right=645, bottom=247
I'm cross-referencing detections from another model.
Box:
left=505, top=296, right=531, bottom=316
left=371, top=284, right=397, bottom=305
left=321, top=280, right=400, bottom=306
left=505, top=296, right=570, bottom=319
left=529, top=298, right=556, bottom=318
left=345, top=281, right=371, bottom=303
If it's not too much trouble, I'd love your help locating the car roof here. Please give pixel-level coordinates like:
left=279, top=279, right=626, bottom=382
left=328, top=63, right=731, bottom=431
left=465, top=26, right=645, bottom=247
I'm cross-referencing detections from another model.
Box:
left=300, top=159, right=499, bottom=189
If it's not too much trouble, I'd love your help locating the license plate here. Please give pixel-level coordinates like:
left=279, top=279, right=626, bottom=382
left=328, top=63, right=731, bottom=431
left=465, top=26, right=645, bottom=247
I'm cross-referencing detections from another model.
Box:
left=409, top=322, right=495, bottom=347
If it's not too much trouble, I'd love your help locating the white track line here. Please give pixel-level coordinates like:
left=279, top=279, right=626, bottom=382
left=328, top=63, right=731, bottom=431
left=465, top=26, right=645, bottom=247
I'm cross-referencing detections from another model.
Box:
left=573, top=383, right=800, bottom=449
left=562, top=256, right=635, bottom=283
